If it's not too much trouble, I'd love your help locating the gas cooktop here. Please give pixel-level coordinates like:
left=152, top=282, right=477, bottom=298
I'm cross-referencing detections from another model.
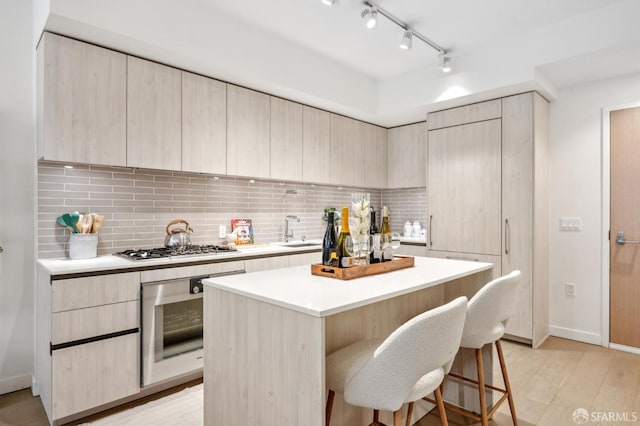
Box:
left=114, top=244, right=237, bottom=261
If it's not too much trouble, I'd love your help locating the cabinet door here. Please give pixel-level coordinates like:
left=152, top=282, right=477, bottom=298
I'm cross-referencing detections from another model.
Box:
left=502, top=93, right=534, bottom=340
left=271, top=97, right=303, bottom=181
left=330, top=114, right=365, bottom=187
left=387, top=122, right=426, bottom=188
left=427, top=250, right=502, bottom=280
left=363, top=123, right=387, bottom=189
left=227, top=85, right=271, bottom=178
left=302, top=106, right=331, bottom=184
left=127, top=56, right=182, bottom=171
left=52, top=333, right=139, bottom=420
left=244, top=256, right=290, bottom=273
left=182, top=71, right=226, bottom=174
left=428, top=119, right=501, bottom=255
left=38, top=33, right=126, bottom=166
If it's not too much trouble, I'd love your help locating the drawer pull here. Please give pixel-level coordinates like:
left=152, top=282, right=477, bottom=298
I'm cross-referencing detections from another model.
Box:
left=50, top=327, right=139, bottom=354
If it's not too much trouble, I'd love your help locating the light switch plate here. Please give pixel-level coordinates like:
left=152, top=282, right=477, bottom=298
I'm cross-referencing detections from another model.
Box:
left=219, top=225, right=226, bottom=238
left=560, top=217, right=582, bottom=231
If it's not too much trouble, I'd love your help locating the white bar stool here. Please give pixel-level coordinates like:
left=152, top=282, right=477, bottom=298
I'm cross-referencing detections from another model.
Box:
left=426, top=270, right=521, bottom=426
left=325, top=296, right=468, bottom=426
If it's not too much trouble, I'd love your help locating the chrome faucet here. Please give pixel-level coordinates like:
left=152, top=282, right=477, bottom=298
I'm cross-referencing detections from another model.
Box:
left=284, top=215, right=300, bottom=242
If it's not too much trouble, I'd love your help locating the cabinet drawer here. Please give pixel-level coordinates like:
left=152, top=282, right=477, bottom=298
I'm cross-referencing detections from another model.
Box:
left=52, top=332, right=139, bottom=420
left=52, top=300, right=138, bottom=345
left=52, top=272, right=140, bottom=312
left=427, top=99, right=501, bottom=130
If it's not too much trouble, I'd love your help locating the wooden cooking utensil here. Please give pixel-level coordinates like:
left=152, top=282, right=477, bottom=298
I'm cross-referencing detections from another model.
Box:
left=92, top=215, right=104, bottom=233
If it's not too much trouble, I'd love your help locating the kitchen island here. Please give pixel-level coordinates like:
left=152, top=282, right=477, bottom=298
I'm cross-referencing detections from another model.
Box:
left=203, top=256, right=493, bottom=426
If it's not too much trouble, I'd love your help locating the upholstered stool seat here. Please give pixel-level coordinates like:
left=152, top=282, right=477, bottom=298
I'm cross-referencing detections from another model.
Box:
left=426, top=270, right=521, bottom=426
left=325, top=296, right=468, bottom=426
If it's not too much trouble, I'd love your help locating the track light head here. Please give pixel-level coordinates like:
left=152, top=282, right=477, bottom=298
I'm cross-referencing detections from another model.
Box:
left=321, top=0, right=338, bottom=5
left=440, top=54, right=452, bottom=73
left=361, top=8, right=377, bottom=29
left=399, top=30, right=413, bottom=50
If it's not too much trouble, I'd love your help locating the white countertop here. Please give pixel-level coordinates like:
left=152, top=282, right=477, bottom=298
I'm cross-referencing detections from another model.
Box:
left=37, top=241, right=322, bottom=276
left=203, top=256, right=492, bottom=318
left=399, top=236, right=427, bottom=244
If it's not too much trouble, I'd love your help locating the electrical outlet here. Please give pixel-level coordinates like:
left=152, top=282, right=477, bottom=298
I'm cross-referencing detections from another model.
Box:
left=565, top=282, right=576, bottom=297
left=218, top=225, right=226, bottom=238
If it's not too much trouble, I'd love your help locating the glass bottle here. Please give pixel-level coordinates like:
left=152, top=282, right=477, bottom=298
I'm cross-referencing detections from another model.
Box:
left=322, top=211, right=338, bottom=266
left=380, top=206, right=392, bottom=262
left=336, top=207, right=352, bottom=268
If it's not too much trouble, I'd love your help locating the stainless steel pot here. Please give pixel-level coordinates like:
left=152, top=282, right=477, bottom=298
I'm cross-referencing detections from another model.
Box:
left=164, top=219, right=193, bottom=249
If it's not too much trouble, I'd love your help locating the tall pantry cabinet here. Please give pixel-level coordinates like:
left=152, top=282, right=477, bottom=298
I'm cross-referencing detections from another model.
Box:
left=427, top=93, right=549, bottom=347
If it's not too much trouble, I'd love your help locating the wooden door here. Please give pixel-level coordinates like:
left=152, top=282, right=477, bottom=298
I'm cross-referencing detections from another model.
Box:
left=226, top=85, right=271, bottom=178
left=127, top=56, right=182, bottom=171
left=387, top=122, right=426, bottom=188
left=610, top=106, right=640, bottom=348
left=428, top=119, right=502, bottom=255
left=181, top=71, right=227, bottom=174
left=39, top=33, right=127, bottom=166
left=302, top=106, right=331, bottom=184
left=270, top=97, right=303, bottom=181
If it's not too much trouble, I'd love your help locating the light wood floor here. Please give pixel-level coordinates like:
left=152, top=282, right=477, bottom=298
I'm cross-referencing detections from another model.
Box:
left=1, top=337, right=639, bottom=425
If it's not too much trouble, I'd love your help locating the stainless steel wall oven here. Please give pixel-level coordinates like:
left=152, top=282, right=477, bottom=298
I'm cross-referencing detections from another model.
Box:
left=141, top=268, right=245, bottom=386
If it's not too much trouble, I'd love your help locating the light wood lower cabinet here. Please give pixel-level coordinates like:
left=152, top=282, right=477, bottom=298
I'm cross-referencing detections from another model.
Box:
left=396, top=244, right=428, bottom=257
left=428, top=250, right=502, bottom=280
left=52, top=333, right=139, bottom=420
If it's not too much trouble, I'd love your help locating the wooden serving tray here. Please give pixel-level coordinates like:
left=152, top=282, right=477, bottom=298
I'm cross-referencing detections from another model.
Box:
left=310, top=256, right=415, bottom=280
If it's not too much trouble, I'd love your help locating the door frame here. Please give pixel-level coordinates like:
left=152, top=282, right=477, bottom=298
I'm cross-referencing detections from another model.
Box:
left=601, top=100, right=640, bottom=353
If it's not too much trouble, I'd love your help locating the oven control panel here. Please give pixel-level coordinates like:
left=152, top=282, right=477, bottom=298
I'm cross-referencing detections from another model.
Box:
left=190, top=275, right=207, bottom=294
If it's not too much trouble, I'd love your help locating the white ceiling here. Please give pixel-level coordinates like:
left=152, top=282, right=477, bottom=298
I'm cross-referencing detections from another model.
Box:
left=203, top=0, right=623, bottom=79
left=41, top=0, right=640, bottom=126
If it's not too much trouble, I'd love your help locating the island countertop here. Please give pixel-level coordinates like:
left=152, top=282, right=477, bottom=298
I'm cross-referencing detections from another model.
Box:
left=203, top=256, right=492, bottom=317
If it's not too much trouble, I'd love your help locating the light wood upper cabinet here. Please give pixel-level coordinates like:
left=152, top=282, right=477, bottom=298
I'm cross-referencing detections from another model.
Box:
left=302, top=106, right=331, bottom=184
left=227, top=85, right=271, bottom=178
left=270, top=97, right=303, bottom=181
left=37, top=33, right=127, bottom=166
left=427, top=99, right=501, bottom=130
left=363, top=123, right=387, bottom=189
left=387, top=122, right=426, bottom=188
left=330, top=114, right=365, bottom=187
left=182, top=71, right=227, bottom=174
left=127, top=56, right=182, bottom=171
left=428, top=119, right=502, bottom=255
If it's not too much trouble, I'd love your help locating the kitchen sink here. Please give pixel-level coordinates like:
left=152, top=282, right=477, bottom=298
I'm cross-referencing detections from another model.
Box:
left=277, top=240, right=321, bottom=248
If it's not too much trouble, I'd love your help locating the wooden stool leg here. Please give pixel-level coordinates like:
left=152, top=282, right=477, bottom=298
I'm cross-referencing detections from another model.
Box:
left=326, top=390, right=335, bottom=426
left=476, top=348, right=489, bottom=426
left=496, top=340, right=518, bottom=426
left=434, top=387, right=448, bottom=426
left=394, top=409, right=402, bottom=426
left=405, top=401, right=414, bottom=426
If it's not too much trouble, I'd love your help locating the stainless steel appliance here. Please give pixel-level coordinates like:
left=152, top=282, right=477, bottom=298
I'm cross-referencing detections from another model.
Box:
left=141, top=268, right=245, bottom=386
left=115, top=244, right=236, bottom=261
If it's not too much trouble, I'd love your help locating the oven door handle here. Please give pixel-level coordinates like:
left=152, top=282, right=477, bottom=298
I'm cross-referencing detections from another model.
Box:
left=141, top=269, right=246, bottom=287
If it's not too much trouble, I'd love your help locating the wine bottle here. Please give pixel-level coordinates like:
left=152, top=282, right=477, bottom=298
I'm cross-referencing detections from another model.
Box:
left=369, top=208, right=381, bottom=264
left=322, top=211, right=338, bottom=266
left=380, top=206, right=392, bottom=262
left=336, top=207, right=352, bottom=268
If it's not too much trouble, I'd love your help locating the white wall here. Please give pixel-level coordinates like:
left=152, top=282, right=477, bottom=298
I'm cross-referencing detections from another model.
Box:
left=548, top=72, right=640, bottom=344
left=0, top=0, right=36, bottom=394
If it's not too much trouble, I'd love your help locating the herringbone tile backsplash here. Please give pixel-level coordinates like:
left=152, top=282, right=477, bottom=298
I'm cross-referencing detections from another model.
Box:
left=38, top=161, right=425, bottom=258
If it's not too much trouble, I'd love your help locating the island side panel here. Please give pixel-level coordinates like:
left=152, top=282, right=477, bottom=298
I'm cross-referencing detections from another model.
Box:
left=204, top=287, right=325, bottom=426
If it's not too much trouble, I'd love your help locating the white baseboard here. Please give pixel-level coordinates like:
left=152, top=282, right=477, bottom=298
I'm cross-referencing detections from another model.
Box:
left=0, top=373, right=33, bottom=396
left=549, top=325, right=601, bottom=345
left=609, top=343, right=640, bottom=356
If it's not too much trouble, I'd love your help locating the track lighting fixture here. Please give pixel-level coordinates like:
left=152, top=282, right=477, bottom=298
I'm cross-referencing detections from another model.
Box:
left=399, top=30, right=413, bottom=50
left=361, top=1, right=448, bottom=60
left=440, top=54, right=452, bottom=73
left=361, top=7, right=377, bottom=29
left=321, top=0, right=338, bottom=5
